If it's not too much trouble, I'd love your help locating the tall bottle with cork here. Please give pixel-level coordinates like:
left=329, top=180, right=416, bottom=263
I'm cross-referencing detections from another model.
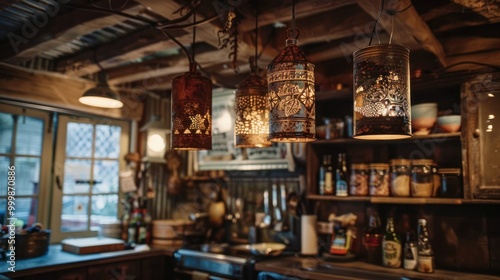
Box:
left=382, top=217, right=402, bottom=268
left=335, top=153, right=348, bottom=196
left=320, top=154, right=334, bottom=195
left=417, top=219, right=435, bottom=273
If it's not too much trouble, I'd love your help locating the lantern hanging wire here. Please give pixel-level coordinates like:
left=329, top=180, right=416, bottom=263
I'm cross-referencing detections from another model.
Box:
left=234, top=3, right=271, bottom=148
left=266, top=0, right=316, bottom=143
left=167, top=11, right=213, bottom=150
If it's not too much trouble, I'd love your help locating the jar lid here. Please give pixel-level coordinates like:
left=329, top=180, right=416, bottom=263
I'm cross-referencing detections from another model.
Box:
left=438, top=168, right=461, bottom=175
left=369, top=163, right=389, bottom=169
left=411, top=159, right=434, bottom=166
left=389, top=158, right=410, bottom=165
left=351, top=163, right=369, bottom=169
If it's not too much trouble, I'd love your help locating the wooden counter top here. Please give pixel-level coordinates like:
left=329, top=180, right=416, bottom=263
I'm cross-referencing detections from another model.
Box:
left=255, top=256, right=500, bottom=280
left=0, top=244, right=180, bottom=277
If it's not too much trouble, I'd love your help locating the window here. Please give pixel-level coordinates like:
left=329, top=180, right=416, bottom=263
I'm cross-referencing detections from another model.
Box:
left=0, top=105, right=52, bottom=228
left=51, top=116, right=129, bottom=242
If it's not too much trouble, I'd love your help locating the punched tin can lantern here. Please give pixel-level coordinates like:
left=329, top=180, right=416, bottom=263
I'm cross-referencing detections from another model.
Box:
left=171, top=70, right=212, bottom=150
left=234, top=73, right=271, bottom=147
left=267, top=29, right=316, bottom=142
left=353, top=44, right=412, bottom=139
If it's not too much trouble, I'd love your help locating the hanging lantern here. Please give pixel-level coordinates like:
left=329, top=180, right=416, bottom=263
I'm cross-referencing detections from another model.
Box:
left=171, top=66, right=212, bottom=150
left=267, top=28, right=316, bottom=142
left=353, top=44, right=412, bottom=139
left=234, top=59, right=271, bottom=148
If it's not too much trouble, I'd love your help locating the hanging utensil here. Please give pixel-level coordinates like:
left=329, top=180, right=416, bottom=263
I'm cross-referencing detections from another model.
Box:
left=280, top=183, right=290, bottom=232
left=260, top=189, right=272, bottom=228
left=272, top=183, right=283, bottom=231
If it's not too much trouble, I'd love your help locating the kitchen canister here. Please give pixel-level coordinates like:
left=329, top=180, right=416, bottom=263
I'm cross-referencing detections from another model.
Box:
left=389, top=159, right=411, bottom=197
left=411, top=159, right=434, bottom=197
left=369, top=163, right=390, bottom=196
left=301, top=215, right=318, bottom=255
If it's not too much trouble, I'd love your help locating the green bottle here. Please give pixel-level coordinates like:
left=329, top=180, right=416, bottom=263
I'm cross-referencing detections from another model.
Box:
left=382, top=217, right=402, bottom=268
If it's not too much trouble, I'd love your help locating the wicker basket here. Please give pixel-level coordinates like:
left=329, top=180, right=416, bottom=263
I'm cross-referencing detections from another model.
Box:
left=15, top=230, right=50, bottom=258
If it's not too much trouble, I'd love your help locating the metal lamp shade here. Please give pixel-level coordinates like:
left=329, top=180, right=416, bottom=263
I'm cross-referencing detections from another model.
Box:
left=171, top=71, right=212, bottom=150
left=79, top=72, right=123, bottom=109
left=267, top=38, right=316, bottom=142
left=234, top=73, right=271, bottom=147
left=353, top=44, right=412, bottom=139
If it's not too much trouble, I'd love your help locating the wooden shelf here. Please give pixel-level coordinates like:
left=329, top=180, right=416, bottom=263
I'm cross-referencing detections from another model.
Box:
left=307, top=194, right=500, bottom=205
left=312, top=132, right=461, bottom=145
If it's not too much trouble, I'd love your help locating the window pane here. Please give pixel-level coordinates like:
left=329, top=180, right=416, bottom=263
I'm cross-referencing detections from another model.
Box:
left=95, top=125, right=121, bottom=158
left=66, top=122, right=93, bottom=158
left=63, top=159, right=91, bottom=194
left=0, top=156, right=11, bottom=196
left=16, top=116, right=44, bottom=156
left=62, top=195, right=89, bottom=232
left=15, top=197, right=38, bottom=227
left=91, top=194, right=118, bottom=227
left=14, top=157, right=40, bottom=196
left=0, top=113, right=13, bottom=154
left=93, top=160, right=119, bottom=193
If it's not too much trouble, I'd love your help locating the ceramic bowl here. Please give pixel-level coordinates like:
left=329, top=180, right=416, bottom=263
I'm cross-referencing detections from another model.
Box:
left=437, top=115, right=461, bottom=133
left=411, top=103, right=438, bottom=134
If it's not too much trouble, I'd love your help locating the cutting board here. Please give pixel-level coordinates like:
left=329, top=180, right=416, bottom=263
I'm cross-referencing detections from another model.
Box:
left=61, top=237, right=125, bottom=255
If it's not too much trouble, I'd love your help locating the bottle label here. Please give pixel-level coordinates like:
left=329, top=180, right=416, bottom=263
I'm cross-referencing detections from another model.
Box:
left=138, top=226, right=147, bottom=244
left=336, top=180, right=348, bottom=196
left=417, top=255, right=434, bottom=273
left=128, top=227, right=136, bottom=244
left=382, top=240, right=402, bottom=268
left=404, top=247, right=418, bottom=270
left=325, top=172, right=334, bottom=194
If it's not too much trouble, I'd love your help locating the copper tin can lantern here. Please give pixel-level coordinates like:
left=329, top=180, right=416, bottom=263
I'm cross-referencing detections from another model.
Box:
left=353, top=44, right=412, bottom=139
left=267, top=31, right=316, bottom=142
left=234, top=73, right=271, bottom=147
left=171, top=71, right=212, bottom=150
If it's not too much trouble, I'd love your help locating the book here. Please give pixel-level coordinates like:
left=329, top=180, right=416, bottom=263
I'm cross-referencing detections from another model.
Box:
left=61, top=237, right=125, bottom=255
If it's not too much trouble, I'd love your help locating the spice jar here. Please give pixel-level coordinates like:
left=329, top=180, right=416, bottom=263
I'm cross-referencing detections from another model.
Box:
left=369, top=163, right=390, bottom=196
left=350, top=163, right=369, bottom=196
left=439, top=168, right=463, bottom=198
left=411, top=159, right=434, bottom=197
left=389, top=159, right=411, bottom=197
left=431, top=162, right=440, bottom=197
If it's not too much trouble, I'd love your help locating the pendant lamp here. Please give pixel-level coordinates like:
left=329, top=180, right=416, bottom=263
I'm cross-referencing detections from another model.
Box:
left=79, top=55, right=123, bottom=109
left=352, top=44, right=412, bottom=139
left=170, top=14, right=212, bottom=150
left=234, top=5, right=271, bottom=148
left=267, top=0, right=316, bottom=142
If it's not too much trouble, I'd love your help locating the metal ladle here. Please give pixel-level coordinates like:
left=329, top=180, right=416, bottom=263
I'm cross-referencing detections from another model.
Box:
left=260, top=189, right=272, bottom=228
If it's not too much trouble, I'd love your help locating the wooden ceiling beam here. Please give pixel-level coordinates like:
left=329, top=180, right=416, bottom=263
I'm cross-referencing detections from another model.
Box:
left=55, top=28, right=189, bottom=76
left=0, top=2, right=142, bottom=62
left=238, top=0, right=357, bottom=32
left=355, top=0, right=448, bottom=67
left=452, top=0, right=500, bottom=19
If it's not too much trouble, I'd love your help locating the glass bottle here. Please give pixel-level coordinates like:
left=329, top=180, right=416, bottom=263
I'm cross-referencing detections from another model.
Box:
left=363, top=214, right=383, bottom=265
left=335, top=153, right=348, bottom=196
left=403, top=231, right=418, bottom=270
left=128, top=208, right=140, bottom=244
left=323, top=154, right=334, bottom=195
left=417, top=219, right=435, bottom=273
left=318, top=155, right=326, bottom=195
left=382, top=217, right=402, bottom=268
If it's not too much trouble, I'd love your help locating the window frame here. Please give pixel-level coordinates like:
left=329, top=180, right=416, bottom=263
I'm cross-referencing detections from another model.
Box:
left=50, top=115, right=130, bottom=243
left=0, top=103, right=53, bottom=229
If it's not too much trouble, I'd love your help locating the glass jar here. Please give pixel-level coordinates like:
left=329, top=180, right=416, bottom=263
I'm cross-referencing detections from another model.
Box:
left=389, top=159, right=411, bottom=197
left=439, top=168, right=463, bottom=198
left=411, top=159, right=434, bottom=197
left=431, top=162, right=440, bottom=197
left=350, top=163, right=369, bottom=196
left=369, top=163, right=390, bottom=196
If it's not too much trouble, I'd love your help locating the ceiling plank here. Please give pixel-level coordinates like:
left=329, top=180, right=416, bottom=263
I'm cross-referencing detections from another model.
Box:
left=0, top=2, right=142, bottom=62
left=55, top=28, right=189, bottom=76
left=134, top=0, right=279, bottom=70
left=355, top=0, right=447, bottom=67
left=238, top=0, right=356, bottom=32
left=452, top=0, right=500, bottom=18
left=445, top=49, right=500, bottom=72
